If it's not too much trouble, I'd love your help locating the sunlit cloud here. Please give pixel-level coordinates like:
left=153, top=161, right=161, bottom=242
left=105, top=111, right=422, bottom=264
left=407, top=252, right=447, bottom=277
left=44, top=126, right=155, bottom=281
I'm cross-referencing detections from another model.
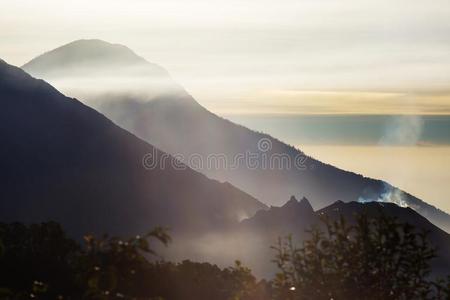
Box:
left=1, top=0, right=450, bottom=115
left=208, top=90, right=450, bottom=115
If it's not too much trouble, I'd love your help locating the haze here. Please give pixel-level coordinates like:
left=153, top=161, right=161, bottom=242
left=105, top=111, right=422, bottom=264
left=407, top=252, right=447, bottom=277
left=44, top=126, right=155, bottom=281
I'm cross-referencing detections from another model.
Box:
left=1, top=0, right=449, bottom=212
left=2, top=0, right=450, bottom=115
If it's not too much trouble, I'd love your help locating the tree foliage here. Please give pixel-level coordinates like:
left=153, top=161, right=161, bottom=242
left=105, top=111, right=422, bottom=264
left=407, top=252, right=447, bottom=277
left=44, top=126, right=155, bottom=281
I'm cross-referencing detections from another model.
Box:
left=0, top=222, right=80, bottom=299
left=1, top=213, right=449, bottom=300
left=0, top=222, right=270, bottom=300
left=272, top=213, right=450, bottom=300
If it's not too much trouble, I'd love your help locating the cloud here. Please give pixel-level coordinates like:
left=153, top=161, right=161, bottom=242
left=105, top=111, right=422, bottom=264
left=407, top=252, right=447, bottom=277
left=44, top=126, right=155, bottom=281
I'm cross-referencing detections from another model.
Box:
left=2, top=0, right=450, bottom=115
left=209, top=90, right=450, bottom=115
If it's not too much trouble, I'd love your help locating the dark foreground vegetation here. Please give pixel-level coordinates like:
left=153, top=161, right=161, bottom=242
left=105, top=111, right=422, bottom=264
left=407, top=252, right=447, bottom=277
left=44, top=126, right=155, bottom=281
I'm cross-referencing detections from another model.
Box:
left=272, top=214, right=450, bottom=300
left=0, top=222, right=270, bottom=300
left=0, top=214, right=449, bottom=300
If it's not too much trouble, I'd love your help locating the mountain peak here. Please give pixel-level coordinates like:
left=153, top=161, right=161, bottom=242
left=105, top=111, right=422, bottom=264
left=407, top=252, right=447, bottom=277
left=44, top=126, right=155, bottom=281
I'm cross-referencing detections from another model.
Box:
left=22, top=39, right=167, bottom=78
left=285, top=195, right=298, bottom=206
left=282, top=196, right=314, bottom=214
left=299, top=196, right=314, bottom=212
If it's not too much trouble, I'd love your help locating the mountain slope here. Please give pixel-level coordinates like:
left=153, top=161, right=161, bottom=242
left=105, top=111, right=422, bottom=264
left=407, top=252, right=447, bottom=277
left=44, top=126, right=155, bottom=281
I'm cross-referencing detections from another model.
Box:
left=235, top=198, right=450, bottom=278
left=22, top=40, right=450, bottom=233
left=318, top=201, right=450, bottom=277
left=0, top=58, right=266, bottom=239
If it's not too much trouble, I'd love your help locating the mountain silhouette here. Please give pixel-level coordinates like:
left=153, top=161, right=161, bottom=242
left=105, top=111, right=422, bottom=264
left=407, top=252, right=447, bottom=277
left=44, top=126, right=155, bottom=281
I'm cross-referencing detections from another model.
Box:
left=22, top=39, right=168, bottom=78
left=22, top=39, right=450, bottom=233
left=241, top=196, right=317, bottom=232
left=235, top=197, right=450, bottom=278
left=318, top=200, right=450, bottom=277
left=0, top=58, right=266, bottom=239
left=22, top=39, right=186, bottom=105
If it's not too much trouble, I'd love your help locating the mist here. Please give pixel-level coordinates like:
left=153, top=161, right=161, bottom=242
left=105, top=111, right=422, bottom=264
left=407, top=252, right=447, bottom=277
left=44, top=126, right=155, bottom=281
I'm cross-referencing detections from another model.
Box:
left=3, top=0, right=450, bottom=115
left=1, top=1, right=450, bottom=297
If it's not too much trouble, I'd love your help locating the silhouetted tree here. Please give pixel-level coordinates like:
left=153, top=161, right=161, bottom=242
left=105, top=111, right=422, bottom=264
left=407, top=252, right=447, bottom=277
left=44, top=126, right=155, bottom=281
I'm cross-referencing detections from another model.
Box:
left=0, top=222, right=271, bottom=300
left=0, top=222, right=81, bottom=298
left=79, top=227, right=171, bottom=299
left=272, top=213, right=450, bottom=300
left=0, top=223, right=170, bottom=299
left=125, top=259, right=271, bottom=300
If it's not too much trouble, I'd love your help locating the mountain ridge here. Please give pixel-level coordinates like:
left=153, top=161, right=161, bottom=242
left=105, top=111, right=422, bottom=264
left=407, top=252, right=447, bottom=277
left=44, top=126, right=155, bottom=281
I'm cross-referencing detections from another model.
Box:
left=0, top=58, right=266, bottom=239
left=21, top=40, right=450, bottom=233
left=237, top=197, right=450, bottom=277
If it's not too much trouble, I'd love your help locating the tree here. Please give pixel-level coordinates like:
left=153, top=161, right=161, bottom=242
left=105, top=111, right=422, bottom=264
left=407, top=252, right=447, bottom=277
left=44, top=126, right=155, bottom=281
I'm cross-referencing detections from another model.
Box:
left=0, top=223, right=170, bottom=299
left=0, top=222, right=81, bottom=298
left=0, top=222, right=271, bottom=300
left=272, top=213, right=450, bottom=300
left=79, top=227, right=171, bottom=299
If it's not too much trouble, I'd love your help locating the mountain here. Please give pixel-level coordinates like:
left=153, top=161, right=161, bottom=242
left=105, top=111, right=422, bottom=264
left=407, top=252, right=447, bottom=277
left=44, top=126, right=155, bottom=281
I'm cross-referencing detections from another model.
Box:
left=22, top=40, right=450, bottom=233
left=318, top=201, right=450, bottom=277
left=22, top=39, right=186, bottom=106
left=0, top=58, right=266, bottom=241
left=22, top=39, right=168, bottom=78
left=234, top=197, right=450, bottom=278
left=241, top=196, right=317, bottom=233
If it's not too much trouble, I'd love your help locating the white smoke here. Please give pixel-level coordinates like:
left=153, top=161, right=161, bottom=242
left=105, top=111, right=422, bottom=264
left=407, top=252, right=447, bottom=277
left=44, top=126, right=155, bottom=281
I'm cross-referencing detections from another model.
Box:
left=359, top=115, right=424, bottom=208
left=379, top=115, right=424, bottom=146
left=358, top=184, right=408, bottom=208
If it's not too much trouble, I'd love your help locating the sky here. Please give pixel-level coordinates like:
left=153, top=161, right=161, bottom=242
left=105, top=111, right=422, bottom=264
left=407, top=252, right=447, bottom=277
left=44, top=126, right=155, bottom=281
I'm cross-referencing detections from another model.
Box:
left=227, top=115, right=450, bottom=213
left=1, top=0, right=449, bottom=211
left=1, top=0, right=450, bottom=115
left=300, top=145, right=450, bottom=214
